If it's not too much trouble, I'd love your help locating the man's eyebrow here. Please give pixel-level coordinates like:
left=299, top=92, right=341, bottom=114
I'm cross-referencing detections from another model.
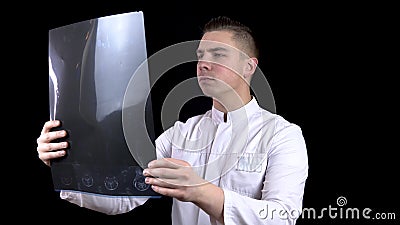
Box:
left=196, top=47, right=229, bottom=54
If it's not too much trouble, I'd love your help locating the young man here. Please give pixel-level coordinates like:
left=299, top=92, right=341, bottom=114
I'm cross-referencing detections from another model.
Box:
left=37, top=16, right=308, bottom=225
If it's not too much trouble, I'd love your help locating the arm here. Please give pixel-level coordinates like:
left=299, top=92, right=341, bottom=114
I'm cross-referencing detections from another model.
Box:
left=143, top=158, right=225, bottom=223
left=222, top=124, right=308, bottom=225
left=192, top=183, right=225, bottom=223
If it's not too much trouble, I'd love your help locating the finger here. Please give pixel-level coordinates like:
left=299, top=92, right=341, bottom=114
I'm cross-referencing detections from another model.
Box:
left=146, top=177, right=177, bottom=189
left=39, top=149, right=66, bottom=161
left=37, top=130, right=67, bottom=144
left=146, top=176, right=202, bottom=188
left=143, top=167, right=178, bottom=179
left=151, top=185, right=183, bottom=199
left=146, top=177, right=207, bottom=188
left=41, top=120, right=61, bottom=134
left=148, top=158, right=189, bottom=169
left=37, top=142, right=68, bottom=154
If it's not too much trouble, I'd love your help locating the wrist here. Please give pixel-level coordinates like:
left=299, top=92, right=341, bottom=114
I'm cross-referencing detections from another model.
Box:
left=193, top=181, right=223, bottom=205
left=192, top=182, right=225, bottom=223
left=192, top=181, right=212, bottom=204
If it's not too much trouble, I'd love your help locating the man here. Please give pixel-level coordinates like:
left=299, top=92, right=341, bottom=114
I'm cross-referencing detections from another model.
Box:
left=37, top=16, right=308, bottom=225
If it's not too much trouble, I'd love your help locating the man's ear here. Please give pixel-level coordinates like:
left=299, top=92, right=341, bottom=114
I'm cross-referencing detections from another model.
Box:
left=243, top=57, right=258, bottom=79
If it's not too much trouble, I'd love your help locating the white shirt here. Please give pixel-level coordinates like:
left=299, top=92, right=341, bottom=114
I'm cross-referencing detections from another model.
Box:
left=60, top=97, right=308, bottom=225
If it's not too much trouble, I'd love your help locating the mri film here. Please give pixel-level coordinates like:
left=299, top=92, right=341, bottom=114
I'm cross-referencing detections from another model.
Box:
left=48, top=11, right=158, bottom=197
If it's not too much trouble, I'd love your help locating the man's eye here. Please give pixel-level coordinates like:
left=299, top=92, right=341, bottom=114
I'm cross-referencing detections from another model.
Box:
left=213, top=53, right=224, bottom=57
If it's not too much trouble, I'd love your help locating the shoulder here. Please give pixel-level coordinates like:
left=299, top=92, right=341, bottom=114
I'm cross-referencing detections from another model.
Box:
left=174, top=110, right=212, bottom=130
left=156, top=110, right=212, bottom=140
left=255, top=107, right=304, bottom=138
left=254, top=108, right=307, bottom=161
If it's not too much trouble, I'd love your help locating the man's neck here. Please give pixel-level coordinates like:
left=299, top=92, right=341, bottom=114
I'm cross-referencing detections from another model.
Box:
left=212, top=93, right=252, bottom=114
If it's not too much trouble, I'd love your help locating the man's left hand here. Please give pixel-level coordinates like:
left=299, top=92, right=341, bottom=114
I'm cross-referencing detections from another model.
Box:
left=143, top=158, right=207, bottom=202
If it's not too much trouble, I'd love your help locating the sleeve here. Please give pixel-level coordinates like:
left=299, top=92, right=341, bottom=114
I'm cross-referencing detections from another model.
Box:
left=222, top=124, right=309, bottom=225
left=154, top=126, right=174, bottom=158
left=59, top=191, right=149, bottom=215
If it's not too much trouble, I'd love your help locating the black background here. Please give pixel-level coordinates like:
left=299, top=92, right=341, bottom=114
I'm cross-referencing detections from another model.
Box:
left=16, top=1, right=398, bottom=224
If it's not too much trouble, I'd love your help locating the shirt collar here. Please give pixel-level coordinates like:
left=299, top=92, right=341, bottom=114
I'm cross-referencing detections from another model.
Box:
left=211, top=97, right=260, bottom=124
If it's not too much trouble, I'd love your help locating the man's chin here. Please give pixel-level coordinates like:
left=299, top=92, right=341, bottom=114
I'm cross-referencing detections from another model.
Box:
left=199, top=87, right=216, bottom=98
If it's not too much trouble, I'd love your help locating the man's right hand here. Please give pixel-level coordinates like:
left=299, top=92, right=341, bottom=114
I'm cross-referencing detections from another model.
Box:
left=36, top=120, right=68, bottom=167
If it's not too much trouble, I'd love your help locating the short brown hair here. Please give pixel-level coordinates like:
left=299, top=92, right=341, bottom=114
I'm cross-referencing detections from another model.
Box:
left=203, top=16, right=259, bottom=58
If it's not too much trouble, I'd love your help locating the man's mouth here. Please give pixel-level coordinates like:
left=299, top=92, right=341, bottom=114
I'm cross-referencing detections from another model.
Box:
left=198, top=76, right=215, bottom=81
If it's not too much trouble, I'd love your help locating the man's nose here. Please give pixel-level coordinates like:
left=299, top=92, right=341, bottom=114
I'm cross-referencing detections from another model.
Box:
left=197, top=60, right=212, bottom=71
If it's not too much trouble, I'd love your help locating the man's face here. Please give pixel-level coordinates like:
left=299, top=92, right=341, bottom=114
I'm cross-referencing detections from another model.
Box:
left=196, top=31, right=248, bottom=99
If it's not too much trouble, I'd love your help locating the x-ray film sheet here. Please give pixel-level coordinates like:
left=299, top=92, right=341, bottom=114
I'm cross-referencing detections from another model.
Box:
left=48, top=11, right=158, bottom=197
